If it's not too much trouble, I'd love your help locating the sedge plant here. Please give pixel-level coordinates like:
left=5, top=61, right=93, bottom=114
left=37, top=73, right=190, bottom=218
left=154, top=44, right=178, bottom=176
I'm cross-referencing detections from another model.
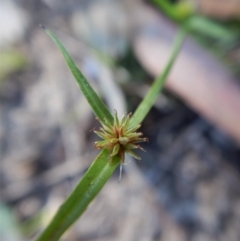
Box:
left=36, top=25, right=187, bottom=241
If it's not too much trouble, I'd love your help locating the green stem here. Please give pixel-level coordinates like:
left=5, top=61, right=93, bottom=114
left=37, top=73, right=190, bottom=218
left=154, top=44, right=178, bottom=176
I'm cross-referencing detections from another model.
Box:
left=130, top=27, right=187, bottom=127
left=36, top=150, right=119, bottom=241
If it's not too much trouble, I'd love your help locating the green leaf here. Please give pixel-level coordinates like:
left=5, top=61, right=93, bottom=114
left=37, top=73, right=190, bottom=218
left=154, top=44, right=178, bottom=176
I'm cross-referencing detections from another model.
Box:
left=185, top=16, right=238, bottom=42
left=130, top=27, right=187, bottom=127
left=36, top=149, right=119, bottom=241
left=150, top=0, right=193, bottom=22
left=42, top=26, right=113, bottom=125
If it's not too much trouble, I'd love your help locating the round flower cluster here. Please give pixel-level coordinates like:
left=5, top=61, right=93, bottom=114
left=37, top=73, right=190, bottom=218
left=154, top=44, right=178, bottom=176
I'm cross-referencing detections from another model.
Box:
left=94, top=111, right=147, bottom=163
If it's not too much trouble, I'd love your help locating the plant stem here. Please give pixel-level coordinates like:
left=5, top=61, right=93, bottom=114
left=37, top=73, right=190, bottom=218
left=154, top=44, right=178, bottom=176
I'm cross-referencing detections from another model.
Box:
left=130, top=27, right=187, bottom=127
left=36, top=150, right=119, bottom=241
left=36, top=25, right=186, bottom=241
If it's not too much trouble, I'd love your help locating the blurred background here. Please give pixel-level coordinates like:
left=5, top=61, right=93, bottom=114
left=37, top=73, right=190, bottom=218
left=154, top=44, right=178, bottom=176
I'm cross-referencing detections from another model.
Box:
left=0, top=0, right=240, bottom=240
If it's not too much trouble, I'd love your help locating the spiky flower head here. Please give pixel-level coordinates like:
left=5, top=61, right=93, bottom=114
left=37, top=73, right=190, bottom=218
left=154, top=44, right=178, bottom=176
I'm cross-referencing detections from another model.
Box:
left=94, top=111, right=147, bottom=163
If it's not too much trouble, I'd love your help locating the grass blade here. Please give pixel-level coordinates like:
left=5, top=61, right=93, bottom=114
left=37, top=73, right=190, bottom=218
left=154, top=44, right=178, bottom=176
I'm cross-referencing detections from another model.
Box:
left=42, top=26, right=113, bottom=124
left=130, top=27, right=187, bottom=127
left=36, top=150, right=119, bottom=241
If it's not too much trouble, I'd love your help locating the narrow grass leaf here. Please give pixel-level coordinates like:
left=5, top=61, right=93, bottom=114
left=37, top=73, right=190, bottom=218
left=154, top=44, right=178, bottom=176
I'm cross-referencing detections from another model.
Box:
left=42, top=27, right=113, bottom=124
left=130, top=27, right=187, bottom=127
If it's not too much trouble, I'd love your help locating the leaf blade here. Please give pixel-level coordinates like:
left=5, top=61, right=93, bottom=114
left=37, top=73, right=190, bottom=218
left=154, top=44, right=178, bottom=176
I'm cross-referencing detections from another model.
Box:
left=43, top=27, right=113, bottom=124
left=130, top=27, right=186, bottom=127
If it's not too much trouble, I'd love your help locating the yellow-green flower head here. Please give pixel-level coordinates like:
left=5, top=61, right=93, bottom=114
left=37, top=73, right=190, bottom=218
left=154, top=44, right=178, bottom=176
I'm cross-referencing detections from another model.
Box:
left=94, top=111, right=147, bottom=163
